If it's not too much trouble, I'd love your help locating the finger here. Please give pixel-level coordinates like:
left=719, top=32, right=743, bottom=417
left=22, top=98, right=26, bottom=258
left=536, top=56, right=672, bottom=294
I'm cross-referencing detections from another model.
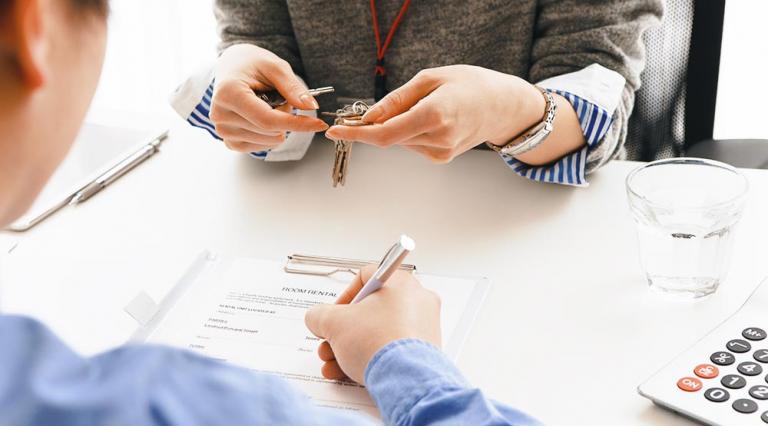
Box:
left=256, top=108, right=329, bottom=133
left=403, top=145, right=456, bottom=164
left=261, top=60, right=319, bottom=110
left=321, top=360, right=349, bottom=381
left=335, top=264, right=378, bottom=304
left=335, top=274, right=363, bottom=304
left=325, top=108, right=439, bottom=148
left=210, top=109, right=283, bottom=136
left=362, top=70, right=442, bottom=123
left=219, top=89, right=328, bottom=133
left=305, top=304, right=342, bottom=339
left=397, top=133, right=448, bottom=148
left=359, top=264, right=377, bottom=283
left=318, top=341, right=335, bottom=362
left=223, top=139, right=279, bottom=154
left=217, top=125, right=286, bottom=145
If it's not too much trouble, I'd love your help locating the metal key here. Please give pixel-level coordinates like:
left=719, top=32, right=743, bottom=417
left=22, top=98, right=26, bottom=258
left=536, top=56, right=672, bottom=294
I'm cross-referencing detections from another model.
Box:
left=332, top=140, right=352, bottom=187
left=257, top=86, right=335, bottom=108
left=325, top=101, right=371, bottom=187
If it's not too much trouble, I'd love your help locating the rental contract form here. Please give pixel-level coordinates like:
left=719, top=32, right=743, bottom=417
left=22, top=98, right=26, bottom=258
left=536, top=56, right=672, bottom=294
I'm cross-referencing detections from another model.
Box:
left=141, top=256, right=487, bottom=419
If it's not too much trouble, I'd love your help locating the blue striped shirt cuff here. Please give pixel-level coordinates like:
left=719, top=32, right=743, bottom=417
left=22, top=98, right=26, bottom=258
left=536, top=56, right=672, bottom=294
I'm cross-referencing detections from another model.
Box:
left=502, top=89, right=613, bottom=187
left=185, top=81, right=270, bottom=160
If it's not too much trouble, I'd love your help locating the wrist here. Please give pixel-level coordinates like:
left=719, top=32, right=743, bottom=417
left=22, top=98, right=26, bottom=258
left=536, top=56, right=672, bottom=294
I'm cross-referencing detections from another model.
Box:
left=488, top=81, right=546, bottom=147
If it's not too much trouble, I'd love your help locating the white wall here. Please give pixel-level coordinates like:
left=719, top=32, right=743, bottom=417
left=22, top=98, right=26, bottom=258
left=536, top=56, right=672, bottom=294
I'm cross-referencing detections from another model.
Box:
left=91, top=0, right=768, bottom=140
left=715, top=1, right=768, bottom=140
left=89, top=0, right=218, bottom=118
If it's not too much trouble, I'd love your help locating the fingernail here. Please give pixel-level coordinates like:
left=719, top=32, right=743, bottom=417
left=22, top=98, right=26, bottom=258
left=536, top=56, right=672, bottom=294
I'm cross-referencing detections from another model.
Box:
left=362, top=106, right=382, bottom=123
left=325, top=127, right=339, bottom=140
left=301, top=94, right=319, bottom=110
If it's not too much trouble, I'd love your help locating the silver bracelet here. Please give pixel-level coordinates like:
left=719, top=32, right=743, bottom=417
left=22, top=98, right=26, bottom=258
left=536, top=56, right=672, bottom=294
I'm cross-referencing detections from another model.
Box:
left=486, top=87, right=556, bottom=157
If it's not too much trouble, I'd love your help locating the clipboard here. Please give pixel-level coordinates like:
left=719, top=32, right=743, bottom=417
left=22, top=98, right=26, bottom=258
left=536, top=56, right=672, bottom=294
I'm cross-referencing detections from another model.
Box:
left=124, top=250, right=488, bottom=418
left=284, top=253, right=416, bottom=276
left=127, top=251, right=488, bottom=360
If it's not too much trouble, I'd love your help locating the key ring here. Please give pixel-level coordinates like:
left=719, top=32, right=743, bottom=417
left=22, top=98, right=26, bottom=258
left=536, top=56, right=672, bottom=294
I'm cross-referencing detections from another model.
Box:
left=322, top=101, right=372, bottom=127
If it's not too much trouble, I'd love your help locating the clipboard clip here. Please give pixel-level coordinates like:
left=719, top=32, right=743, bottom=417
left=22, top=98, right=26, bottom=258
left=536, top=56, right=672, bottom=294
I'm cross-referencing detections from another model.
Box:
left=285, top=254, right=416, bottom=277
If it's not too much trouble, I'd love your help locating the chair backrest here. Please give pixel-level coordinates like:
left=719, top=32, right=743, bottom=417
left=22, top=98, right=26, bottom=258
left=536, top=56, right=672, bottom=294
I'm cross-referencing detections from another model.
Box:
left=625, top=0, right=726, bottom=161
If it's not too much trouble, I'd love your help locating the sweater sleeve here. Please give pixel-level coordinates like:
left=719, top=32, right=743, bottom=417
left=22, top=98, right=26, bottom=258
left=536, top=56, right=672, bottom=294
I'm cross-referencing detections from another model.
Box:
left=214, top=0, right=305, bottom=76
left=528, top=0, right=663, bottom=175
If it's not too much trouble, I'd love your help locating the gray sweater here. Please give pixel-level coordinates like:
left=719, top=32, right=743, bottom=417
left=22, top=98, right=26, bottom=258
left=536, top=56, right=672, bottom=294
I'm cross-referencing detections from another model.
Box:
left=213, top=0, right=663, bottom=173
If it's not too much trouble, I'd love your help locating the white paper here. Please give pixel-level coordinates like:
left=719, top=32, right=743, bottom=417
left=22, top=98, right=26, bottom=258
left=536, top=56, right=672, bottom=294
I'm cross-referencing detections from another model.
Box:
left=144, top=257, right=485, bottom=419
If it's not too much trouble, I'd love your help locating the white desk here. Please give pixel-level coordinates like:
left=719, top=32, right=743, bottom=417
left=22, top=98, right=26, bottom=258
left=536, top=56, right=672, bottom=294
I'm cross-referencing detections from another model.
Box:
left=2, top=118, right=768, bottom=425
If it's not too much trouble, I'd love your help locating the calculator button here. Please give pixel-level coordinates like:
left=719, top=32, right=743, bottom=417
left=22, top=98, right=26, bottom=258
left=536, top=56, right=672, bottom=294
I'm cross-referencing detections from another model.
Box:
left=743, top=327, right=767, bottom=341
left=738, top=361, right=764, bottom=376
left=711, top=351, right=736, bottom=366
left=727, top=339, right=752, bottom=353
left=755, top=349, right=768, bottom=363
left=694, top=364, right=719, bottom=379
left=721, top=374, right=747, bottom=389
left=762, top=411, right=768, bottom=423
left=677, top=377, right=703, bottom=392
left=733, top=398, right=758, bottom=414
left=750, top=385, right=768, bottom=400
left=704, top=387, right=730, bottom=402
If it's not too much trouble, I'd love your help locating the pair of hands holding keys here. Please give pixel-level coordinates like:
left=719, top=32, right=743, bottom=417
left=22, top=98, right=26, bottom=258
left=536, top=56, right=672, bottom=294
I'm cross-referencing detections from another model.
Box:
left=210, top=44, right=555, bottom=165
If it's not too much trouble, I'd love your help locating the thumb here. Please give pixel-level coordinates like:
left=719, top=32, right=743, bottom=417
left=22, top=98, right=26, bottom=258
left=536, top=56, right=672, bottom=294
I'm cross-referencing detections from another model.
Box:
left=305, top=303, right=345, bottom=339
left=362, top=70, right=441, bottom=123
left=335, top=265, right=379, bottom=305
left=264, top=61, right=318, bottom=110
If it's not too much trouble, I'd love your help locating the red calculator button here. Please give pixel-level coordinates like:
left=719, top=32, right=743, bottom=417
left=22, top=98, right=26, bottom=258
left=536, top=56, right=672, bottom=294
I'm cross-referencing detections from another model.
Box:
left=678, top=377, right=703, bottom=392
left=695, top=364, right=720, bottom=379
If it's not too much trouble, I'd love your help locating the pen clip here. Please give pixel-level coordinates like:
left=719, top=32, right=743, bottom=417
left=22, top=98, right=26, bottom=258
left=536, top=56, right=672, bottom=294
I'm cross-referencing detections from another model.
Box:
left=377, top=243, right=399, bottom=268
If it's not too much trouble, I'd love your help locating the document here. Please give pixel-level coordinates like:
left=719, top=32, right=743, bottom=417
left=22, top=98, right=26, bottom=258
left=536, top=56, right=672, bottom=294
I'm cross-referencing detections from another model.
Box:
left=140, top=256, right=487, bottom=419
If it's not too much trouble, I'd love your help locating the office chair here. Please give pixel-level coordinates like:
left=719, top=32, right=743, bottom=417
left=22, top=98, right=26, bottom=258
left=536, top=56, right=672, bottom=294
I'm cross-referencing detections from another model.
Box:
left=625, top=0, right=768, bottom=169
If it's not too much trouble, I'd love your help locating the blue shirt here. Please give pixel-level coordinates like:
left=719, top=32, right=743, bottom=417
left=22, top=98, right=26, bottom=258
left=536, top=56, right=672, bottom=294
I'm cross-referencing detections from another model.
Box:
left=0, top=316, right=541, bottom=425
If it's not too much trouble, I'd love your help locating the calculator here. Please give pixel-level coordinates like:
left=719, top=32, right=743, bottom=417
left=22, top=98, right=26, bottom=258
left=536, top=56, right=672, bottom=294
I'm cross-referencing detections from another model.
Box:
left=639, top=278, right=768, bottom=425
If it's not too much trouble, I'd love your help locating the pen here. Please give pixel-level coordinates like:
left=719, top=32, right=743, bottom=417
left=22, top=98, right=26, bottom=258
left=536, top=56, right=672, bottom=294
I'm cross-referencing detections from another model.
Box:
left=351, top=235, right=416, bottom=304
left=70, top=130, right=169, bottom=205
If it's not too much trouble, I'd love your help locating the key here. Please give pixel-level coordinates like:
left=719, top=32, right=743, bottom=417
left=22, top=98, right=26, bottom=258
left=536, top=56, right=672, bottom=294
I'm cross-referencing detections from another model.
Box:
left=325, top=101, right=372, bottom=187
left=257, top=86, right=335, bottom=108
left=332, top=140, right=352, bottom=187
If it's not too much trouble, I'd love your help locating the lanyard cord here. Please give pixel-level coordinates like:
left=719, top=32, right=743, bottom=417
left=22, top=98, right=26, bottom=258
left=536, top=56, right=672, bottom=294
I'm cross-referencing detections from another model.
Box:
left=370, top=0, right=411, bottom=101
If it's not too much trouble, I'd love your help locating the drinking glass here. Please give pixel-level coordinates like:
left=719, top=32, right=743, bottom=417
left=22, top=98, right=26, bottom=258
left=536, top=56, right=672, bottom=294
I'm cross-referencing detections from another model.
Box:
left=626, top=158, right=749, bottom=298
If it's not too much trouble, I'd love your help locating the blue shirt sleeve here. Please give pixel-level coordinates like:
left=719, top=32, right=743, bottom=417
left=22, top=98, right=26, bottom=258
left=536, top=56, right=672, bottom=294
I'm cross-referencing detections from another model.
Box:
left=365, top=339, right=542, bottom=426
left=0, top=316, right=540, bottom=426
left=0, top=316, right=370, bottom=426
left=500, top=90, right=613, bottom=187
left=185, top=81, right=270, bottom=160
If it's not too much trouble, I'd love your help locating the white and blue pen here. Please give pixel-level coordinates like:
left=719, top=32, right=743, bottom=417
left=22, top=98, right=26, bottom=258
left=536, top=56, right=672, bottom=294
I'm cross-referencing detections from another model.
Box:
left=351, top=235, right=416, bottom=304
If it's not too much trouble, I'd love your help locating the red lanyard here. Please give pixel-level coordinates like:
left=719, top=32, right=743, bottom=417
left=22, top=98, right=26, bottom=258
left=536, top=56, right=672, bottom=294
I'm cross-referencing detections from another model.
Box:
left=370, top=0, right=411, bottom=101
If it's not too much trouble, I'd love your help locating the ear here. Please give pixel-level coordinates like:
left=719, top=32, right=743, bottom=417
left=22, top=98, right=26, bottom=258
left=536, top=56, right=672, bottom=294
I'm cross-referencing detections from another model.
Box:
left=0, top=0, right=46, bottom=89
